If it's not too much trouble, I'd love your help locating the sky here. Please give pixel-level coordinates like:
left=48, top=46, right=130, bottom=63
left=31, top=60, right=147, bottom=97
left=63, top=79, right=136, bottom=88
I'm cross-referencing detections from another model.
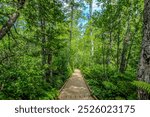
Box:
left=84, top=0, right=100, bottom=17
left=92, top=0, right=101, bottom=12
left=79, top=0, right=101, bottom=28
left=62, top=0, right=101, bottom=31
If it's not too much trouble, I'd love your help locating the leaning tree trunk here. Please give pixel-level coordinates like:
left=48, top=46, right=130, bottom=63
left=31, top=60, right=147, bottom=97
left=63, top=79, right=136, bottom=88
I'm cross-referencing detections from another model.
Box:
left=137, top=0, right=150, bottom=100
left=0, top=0, right=26, bottom=40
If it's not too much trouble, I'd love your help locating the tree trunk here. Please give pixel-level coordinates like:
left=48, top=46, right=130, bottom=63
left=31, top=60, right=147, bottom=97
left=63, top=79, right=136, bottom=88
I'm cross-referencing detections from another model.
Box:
left=125, top=23, right=139, bottom=71
left=137, top=0, right=150, bottom=100
left=119, top=35, right=129, bottom=73
left=117, top=26, right=121, bottom=71
left=0, top=0, right=26, bottom=40
left=119, top=8, right=131, bottom=73
left=68, top=0, right=74, bottom=66
left=46, top=52, right=53, bottom=83
left=106, top=0, right=112, bottom=65
left=41, top=20, right=46, bottom=67
left=102, top=34, right=107, bottom=79
left=106, top=31, right=112, bottom=65
left=89, top=0, right=94, bottom=57
left=70, top=4, right=73, bottom=50
left=116, top=14, right=121, bottom=71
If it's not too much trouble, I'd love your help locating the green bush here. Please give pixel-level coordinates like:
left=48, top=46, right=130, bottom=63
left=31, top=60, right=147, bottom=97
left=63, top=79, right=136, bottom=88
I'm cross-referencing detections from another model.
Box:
left=81, top=64, right=137, bottom=100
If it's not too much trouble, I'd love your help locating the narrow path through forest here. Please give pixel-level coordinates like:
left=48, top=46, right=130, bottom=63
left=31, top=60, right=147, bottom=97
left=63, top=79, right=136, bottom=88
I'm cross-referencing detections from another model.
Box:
left=58, top=69, right=96, bottom=100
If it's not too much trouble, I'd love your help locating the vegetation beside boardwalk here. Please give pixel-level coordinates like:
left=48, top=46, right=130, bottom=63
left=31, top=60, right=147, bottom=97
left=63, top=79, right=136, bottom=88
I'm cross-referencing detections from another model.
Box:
left=0, top=0, right=150, bottom=100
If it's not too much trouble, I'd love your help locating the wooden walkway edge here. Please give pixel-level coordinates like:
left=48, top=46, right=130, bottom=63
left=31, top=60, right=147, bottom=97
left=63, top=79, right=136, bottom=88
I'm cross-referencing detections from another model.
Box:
left=58, top=69, right=97, bottom=100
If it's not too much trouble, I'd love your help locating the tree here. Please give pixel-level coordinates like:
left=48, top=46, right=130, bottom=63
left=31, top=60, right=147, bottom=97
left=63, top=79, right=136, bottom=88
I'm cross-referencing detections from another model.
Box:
left=87, top=0, right=94, bottom=57
left=0, top=0, right=146, bottom=100
left=137, top=0, right=150, bottom=100
left=0, top=0, right=26, bottom=40
left=0, top=0, right=69, bottom=99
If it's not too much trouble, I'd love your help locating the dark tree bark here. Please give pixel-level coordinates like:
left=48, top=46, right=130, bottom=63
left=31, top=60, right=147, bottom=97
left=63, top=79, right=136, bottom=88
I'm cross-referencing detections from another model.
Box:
left=119, top=34, right=130, bottom=73
left=0, top=13, right=19, bottom=40
left=120, top=42, right=127, bottom=73
left=137, top=0, right=150, bottom=100
left=0, top=0, right=26, bottom=40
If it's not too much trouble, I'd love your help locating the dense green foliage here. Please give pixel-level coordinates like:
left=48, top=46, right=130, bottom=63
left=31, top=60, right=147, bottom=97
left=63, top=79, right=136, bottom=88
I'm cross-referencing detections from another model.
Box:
left=82, top=65, right=137, bottom=99
left=72, top=0, right=145, bottom=100
left=0, top=0, right=72, bottom=99
left=0, top=0, right=149, bottom=100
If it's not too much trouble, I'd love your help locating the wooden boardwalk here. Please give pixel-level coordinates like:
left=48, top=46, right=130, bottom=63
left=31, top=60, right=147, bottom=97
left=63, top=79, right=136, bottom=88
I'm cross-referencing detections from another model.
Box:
left=58, top=69, right=96, bottom=100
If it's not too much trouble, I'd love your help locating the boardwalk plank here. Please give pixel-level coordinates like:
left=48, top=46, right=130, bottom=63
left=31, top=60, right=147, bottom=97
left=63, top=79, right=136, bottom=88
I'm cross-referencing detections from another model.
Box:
left=58, top=69, right=96, bottom=100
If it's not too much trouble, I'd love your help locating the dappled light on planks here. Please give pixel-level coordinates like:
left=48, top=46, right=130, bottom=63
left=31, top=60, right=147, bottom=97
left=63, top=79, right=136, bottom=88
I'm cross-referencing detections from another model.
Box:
left=58, top=69, right=96, bottom=100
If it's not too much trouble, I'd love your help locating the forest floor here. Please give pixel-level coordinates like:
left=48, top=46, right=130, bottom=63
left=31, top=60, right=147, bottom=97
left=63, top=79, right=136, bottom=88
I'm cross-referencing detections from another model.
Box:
left=58, top=69, right=95, bottom=100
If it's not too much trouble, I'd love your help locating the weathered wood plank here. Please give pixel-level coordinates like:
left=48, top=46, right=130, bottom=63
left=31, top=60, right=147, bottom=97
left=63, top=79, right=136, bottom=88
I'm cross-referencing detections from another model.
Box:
left=58, top=69, right=96, bottom=100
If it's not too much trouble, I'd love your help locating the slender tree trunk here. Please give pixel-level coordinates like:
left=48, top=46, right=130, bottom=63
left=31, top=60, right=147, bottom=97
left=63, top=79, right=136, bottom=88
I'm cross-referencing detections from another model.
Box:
left=126, top=6, right=143, bottom=71
left=119, top=8, right=131, bottom=73
left=40, top=19, right=47, bottom=81
left=68, top=0, right=74, bottom=66
left=70, top=4, right=73, bottom=50
left=66, top=0, right=74, bottom=68
left=106, top=31, right=112, bottom=65
left=125, top=24, right=139, bottom=70
left=116, top=12, right=121, bottom=71
left=0, top=0, right=26, bottom=40
left=102, top=34, right=107, bottom=79
left=117, top=26, right=121, bottom=71
left=89, top=0, right=94, bottom=57
left=46, top=52, right=53, bottom=83
left=137, top=0, right=150, bottom=100
left=41, top=20, right=46, bottom=67
left=119, top=35, right=129, bottom=73
left=125, top=36, right=133, bottom=71
left=106, top=0, right=112, bottom=66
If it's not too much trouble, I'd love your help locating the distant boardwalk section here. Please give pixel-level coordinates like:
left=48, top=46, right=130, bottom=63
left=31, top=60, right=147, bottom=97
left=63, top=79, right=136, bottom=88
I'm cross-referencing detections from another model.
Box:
left=58, top=69, right=96, bottom=100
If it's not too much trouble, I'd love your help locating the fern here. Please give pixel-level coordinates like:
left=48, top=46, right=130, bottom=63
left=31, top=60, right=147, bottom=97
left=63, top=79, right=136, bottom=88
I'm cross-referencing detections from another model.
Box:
left=132, top=81, right=150, bottom=94
left=102, top=81, right=117, bottom=90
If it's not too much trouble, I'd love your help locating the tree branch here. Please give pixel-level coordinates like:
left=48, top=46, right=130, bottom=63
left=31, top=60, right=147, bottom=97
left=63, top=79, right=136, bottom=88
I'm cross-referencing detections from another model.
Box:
left=0, top=0, right=26, bottom=40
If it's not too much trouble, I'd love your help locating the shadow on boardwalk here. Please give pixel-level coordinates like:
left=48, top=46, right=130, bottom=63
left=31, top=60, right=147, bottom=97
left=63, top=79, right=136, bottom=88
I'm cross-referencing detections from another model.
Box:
left=58, top=69, right=96, bottom=100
